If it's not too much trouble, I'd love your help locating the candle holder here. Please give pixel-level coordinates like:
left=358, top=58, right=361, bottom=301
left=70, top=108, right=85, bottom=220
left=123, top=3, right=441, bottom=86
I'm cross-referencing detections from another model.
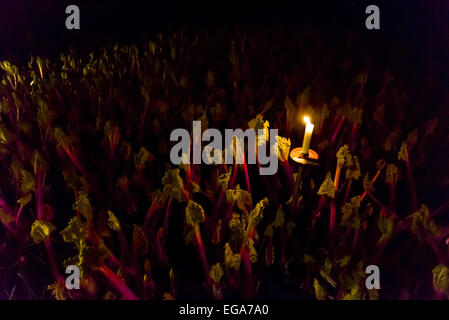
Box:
left=290, top=147, right=319, bottom=207
left=290, top=147, right=319, bottom=166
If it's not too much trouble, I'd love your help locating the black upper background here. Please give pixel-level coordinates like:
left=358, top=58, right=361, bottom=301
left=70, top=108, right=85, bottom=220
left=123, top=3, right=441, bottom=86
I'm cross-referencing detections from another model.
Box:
left=0, top=1, right=447, bottom=129
left=0, top=0, right=447, bottom=63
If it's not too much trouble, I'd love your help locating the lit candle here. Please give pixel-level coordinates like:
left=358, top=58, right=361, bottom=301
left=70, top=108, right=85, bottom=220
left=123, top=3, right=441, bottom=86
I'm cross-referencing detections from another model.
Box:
left=301, top=116, right=314, bottom=156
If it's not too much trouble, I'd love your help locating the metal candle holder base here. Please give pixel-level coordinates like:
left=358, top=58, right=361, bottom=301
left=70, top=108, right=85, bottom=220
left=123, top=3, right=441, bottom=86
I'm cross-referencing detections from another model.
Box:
left=290, top=147, right=319, bottom=166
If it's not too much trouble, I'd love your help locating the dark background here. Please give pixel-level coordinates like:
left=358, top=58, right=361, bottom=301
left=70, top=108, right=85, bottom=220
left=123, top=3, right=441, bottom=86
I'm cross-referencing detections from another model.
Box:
left=0, top=0, right=447, bottom=62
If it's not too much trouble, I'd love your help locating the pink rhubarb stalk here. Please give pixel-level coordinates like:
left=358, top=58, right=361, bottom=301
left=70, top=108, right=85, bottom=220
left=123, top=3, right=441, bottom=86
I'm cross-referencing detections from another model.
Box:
left=98, top=265, right=138, bottom=300
left=193, top=224, right=212, bottom=288
left=331, top=116, right=345, bottom=144
left=361, top=168, right=382, bottom=201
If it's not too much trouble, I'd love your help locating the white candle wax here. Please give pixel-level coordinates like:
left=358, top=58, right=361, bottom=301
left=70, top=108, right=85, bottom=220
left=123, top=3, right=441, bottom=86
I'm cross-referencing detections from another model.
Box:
left=302, top=116, right=314, bottom=155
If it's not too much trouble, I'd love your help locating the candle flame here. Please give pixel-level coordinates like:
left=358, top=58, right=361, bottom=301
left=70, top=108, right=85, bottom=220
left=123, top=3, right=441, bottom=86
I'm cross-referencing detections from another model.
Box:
left=304, top=116, right=311, bottom=125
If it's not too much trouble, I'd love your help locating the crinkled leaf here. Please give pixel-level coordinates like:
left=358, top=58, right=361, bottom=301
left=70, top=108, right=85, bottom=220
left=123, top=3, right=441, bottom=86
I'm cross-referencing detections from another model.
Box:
left=30, top=219, right=55, bottom=243
left=63, top=170, right=88, bottom=193
left=342, top=283, right=361, bottom=300
left=225, top=185, right=252, bottom=210
left=134, top=147, right=154, bottom=171
left=47, top=282, right=66, bottom=300
left=0, top=124, right=12, bottom=144
left=345, top=156, right=361, bottom=180
left=398, top=142, right=409, bottom=162
left=217, top=169, right=231, bottom=191
left=249, top=197, right=268, bottom=226
left=385, top=164, right=399, bottom=184
left=163, top=293, right=174, bottom=300
left=313, top=278, right=327, bottom=300
left=273, top=136, right=291, bottom=162
left=274, top=205, right=285, bottom=228
left=17, top=193, right=32, bottom=208
left=224, top=243, right=241, bottom=270
left=209, top=263, right=224, bottom=284
left=317, top=173, right=336, bottom=199
left=363, top=173, right=374, bottom=193
left=72, top=192, right=93, bottom=225
left=191, top=181, right=201, bottom=194
left=184, top=229, right=194, bottom=245
left=409, top=204, right=440, bottom=242
left=60, top=216, right=88, bottom=247
left=79, top=242, right=111, bottom=273
left=376, top=159, right=386, bottom=171
left=162, top=169, right=184, bottom=202
left=336, top=145, right=352, bottom=168
left=247, top=238, right=258, bottom=263
left=341, top=196, right=361, bottom=229
left=185, top=200, right=205, bottom=227
left=377, top=214, right=394, bottom=244
left=248, top=114, right=269, bottom=146
left=432, top=264, right=449, bottom=293
left=53, top=128, right=71, bottom=149
left=304, top=254, right=316, bottom=266
left=20, top=170, right=35, bottom=194
left=0, top=208, right=14, bottom=225
left=229, top=213, right=245, bottom=240
left=107, top=210, right=121, bottom=231
left=337, top=256, right=351, bottom=268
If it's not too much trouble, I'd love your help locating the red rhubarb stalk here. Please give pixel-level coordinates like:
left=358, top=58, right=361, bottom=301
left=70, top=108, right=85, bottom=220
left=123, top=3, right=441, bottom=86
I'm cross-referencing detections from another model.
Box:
left=361, top=168, right=382, bottom=201
left=389, top=181, right=397, bottom=211
left=98, top=265, right=138, bottom=300
left=343, top=179, right=353, bottom=203
left=242, top=157, right=251, bottom=194
left=331, top=116, right=345, bottom=144
left=329, top=202, right=336, bottom=234
left=229, top=162, right=238, bottom=188
left=405, top=160, right=418, bottom=211
left=193, top=224, right=212, bottom=288
left=282, top=161, right=294, bottom=189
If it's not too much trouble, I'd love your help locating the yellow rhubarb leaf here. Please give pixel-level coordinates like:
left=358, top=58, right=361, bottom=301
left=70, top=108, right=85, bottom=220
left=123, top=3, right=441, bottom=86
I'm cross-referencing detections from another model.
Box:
left=107, top=210, right=121, bottom=231
left=209, top=263, right=224, bottom=284
left=273, top=136, right=291, bottom=162
left=317, top=172, right=336, bottom=199
left=385, top=164, right=399, bottom=184
left=433, top=264, right=449, bottom=293
left=162, top=168, right=184, bottom=202
left=47, top=282, right=66, bottom=300
left=185, top=200, right=205, bottom=227
left=30, top=219, right=55, bottom=243
left=398, top=142, right=409, bottom=162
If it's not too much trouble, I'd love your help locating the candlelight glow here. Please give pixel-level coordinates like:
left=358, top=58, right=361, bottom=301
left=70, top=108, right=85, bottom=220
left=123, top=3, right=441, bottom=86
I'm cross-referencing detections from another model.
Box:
left=304, top=116, right=311, bottom=125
